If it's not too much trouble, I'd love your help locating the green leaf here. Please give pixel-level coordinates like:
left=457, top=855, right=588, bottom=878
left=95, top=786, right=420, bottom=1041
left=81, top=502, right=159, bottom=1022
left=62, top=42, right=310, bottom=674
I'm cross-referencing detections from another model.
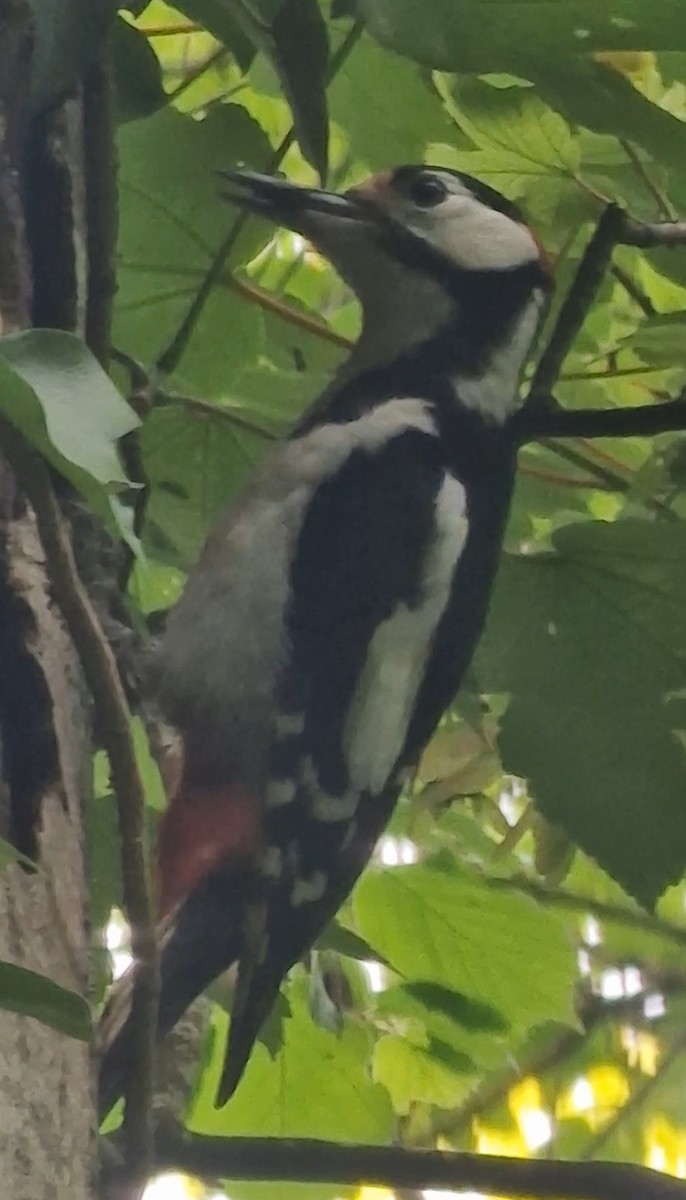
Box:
left=373, top=1032, right=474, bottom=1114
left=620, top=310, right=686, bottom=365
left=199, top=0, right=329, bottom=177
left=270, top=0, right=330, bottom=179
left=0, top=330, right=138, bottom=497
left=115, top=103, right=272, bottom=379
left=437, top=76, right=579, bottom=211
left=328, top=33, right=452, bottom=167
left=88, top=790, right=122, bottom=929
left=379, top=981, right=508, bottom=1036
left=140, top=402, right=265, bottom=567
left=316, top=919, right=383, bottom=962
left=189, top=974, right=392, bottom=1200
left=112, top=15, right=166, bottom=122
left=477, top=520, right=686, bottom=907
left=354, top=863, right=577, bottom=1031
left=359, top=0, right=686, bottom=74
left=531, top=59, right=686, bottom=174
left=178, top=0, right=257, bottom=71
left=0, top=961, right=91, bottom=1041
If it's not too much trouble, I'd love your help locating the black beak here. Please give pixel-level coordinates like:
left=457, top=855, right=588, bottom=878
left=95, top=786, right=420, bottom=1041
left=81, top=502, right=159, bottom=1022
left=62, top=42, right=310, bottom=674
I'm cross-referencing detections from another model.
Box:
left=219, top=168, right=373, bottom=235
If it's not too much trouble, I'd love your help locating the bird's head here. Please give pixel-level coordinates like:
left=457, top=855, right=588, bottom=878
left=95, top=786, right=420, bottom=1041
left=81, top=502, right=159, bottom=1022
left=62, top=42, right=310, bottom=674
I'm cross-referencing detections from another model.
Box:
left=222, top=165, right=553, bottom=420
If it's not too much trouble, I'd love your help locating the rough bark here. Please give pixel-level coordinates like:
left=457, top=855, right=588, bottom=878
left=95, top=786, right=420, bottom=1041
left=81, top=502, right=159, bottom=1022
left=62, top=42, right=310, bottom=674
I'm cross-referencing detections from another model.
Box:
left=0, top=3, right=104, bottom=1196
left=0, top=515, right=95, bottom=1200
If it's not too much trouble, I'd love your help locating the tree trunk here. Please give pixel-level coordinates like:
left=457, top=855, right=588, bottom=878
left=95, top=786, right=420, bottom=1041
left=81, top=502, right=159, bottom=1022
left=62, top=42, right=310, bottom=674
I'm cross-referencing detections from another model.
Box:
left=0, top=512, right=95, bottom=1200
left=0, top=4, right=109, bottom=1195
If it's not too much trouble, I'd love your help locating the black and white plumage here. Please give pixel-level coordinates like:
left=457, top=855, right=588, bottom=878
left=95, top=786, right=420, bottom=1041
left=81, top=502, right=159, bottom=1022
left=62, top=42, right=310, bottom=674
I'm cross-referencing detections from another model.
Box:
left=98, top=165, right=552, bottom=1115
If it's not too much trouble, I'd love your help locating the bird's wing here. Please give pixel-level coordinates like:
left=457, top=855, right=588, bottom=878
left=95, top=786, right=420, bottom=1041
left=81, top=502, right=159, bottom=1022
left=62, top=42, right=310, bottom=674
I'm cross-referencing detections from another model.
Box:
left=219, top=418, right=469, bottom=1101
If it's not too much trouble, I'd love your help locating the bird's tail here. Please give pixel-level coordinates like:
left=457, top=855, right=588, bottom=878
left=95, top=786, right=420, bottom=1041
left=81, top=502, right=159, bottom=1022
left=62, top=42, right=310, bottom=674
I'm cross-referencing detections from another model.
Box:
left=97, top=866, right=251, bottom=1122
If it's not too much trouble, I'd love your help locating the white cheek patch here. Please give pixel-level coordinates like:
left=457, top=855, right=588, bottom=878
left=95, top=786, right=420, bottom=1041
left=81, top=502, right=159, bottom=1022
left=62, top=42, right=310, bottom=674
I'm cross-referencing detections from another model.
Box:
left=343, top=473, right=468, bottom=795
left=388, top=188, right=539, bottom=273
left=427, top=204, right=538, bottom=272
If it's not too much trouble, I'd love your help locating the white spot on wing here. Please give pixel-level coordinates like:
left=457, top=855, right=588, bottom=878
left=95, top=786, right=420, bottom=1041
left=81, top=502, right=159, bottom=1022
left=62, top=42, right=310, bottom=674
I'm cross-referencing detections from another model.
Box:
left=309, top=790, right=359, bottom=822
left=276, top=712, right=306, bottom=737
left=301, top=756, right=360, bottom=822
left=267, top=778, right=297, bottom=808
left=344, top=473, right=468, bottom=794
left=261, top=846, right=283, bottom=878
left=291, top=870, right=327, bottom=906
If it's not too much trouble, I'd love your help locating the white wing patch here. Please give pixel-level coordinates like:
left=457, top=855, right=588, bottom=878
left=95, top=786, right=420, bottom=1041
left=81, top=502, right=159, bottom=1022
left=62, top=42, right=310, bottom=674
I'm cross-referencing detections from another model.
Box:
left=343, top=473, right=468, bottom=794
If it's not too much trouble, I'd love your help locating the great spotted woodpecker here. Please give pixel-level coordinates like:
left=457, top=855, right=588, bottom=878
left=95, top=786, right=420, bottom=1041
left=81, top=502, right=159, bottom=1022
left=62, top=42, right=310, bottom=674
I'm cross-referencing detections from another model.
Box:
left=98, top=165, right=552, bottom=1115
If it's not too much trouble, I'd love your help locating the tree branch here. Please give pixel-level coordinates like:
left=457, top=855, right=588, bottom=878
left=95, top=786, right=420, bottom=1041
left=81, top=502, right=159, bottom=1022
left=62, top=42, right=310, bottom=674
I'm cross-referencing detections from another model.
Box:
left=152, top=1131, right=686, bottom=1200
left=514, top=392, right=686, bottom=445
left=620, top=217, right=686, bottom=249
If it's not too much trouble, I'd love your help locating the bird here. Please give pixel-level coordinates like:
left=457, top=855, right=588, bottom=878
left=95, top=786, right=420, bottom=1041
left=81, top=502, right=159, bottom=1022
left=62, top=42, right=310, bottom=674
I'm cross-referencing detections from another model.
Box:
left=98, top=164, right=552, bottom=1117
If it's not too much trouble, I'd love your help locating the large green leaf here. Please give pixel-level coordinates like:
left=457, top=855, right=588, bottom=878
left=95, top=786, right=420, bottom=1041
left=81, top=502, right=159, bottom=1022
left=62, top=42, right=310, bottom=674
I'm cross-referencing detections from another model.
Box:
left=269, top=0, right=330, bottom=179
left=446, top=77, right=580, bottom=191
left=328, top=34, right=453, bottom=168
left=477, top=519, right=686, bottom=907
left=189, top=974, right=392, bottom=1200
left=177, top=0, right=257, bottom=71
left=185, top=0, right=330, bottom=176
left=373, top=1032, right=474, bottom=1114
left=359, top=1, right=686, bottom=74
left=354, top=862, right=577, bottom=1031
left=532, top=59, right=686, bottom=174
left=0, top=330, right=138, bottom=487
left=0, top=961, right=91, bottom=1041
left=115, top=103, right=272, bottom=381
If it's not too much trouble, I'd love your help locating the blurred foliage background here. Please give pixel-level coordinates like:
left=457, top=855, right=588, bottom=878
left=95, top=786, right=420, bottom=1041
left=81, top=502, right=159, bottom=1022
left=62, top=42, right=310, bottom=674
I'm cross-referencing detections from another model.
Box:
left=13, top=0, right=686, bottom=1196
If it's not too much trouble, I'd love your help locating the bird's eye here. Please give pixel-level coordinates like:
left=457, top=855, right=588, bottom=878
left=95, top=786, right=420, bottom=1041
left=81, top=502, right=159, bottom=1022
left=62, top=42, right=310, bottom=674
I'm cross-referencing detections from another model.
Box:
left=407, top=174, right=448, bottom=208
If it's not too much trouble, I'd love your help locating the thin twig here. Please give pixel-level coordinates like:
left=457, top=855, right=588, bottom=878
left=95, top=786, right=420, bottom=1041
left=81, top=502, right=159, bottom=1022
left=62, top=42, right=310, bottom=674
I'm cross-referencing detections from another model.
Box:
left=152, top=1131, right=686, bottom=1199
left=611, top=263, right=655, bottom=317
left=0, top=425, right=159, bottom=1188
left=620, top=140, right=677, bottom=222
left=560, top=365, right=667, bottom=381
left=537, top=438, right=633, bottom=492
left=620, top=218, right=686, bottom=249
left=528, top=205, right=627, bottom=404
left=517, top=460, right=616, bottom=490
left=156, top=391, right=281, bottom=440
left=166, top=45, right=227, bottom=103
left=426, top=986, right=675, bottom=1147
left=484, top=872, right=686, bottom=952
left=230, top=273, right=351, bottom=349
left=141, top=23, right=202, bottom=37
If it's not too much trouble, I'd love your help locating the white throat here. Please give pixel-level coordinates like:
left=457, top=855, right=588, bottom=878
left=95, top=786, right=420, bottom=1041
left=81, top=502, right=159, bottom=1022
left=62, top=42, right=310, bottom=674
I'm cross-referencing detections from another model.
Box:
left=336, top=265, right=453, bottom=385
